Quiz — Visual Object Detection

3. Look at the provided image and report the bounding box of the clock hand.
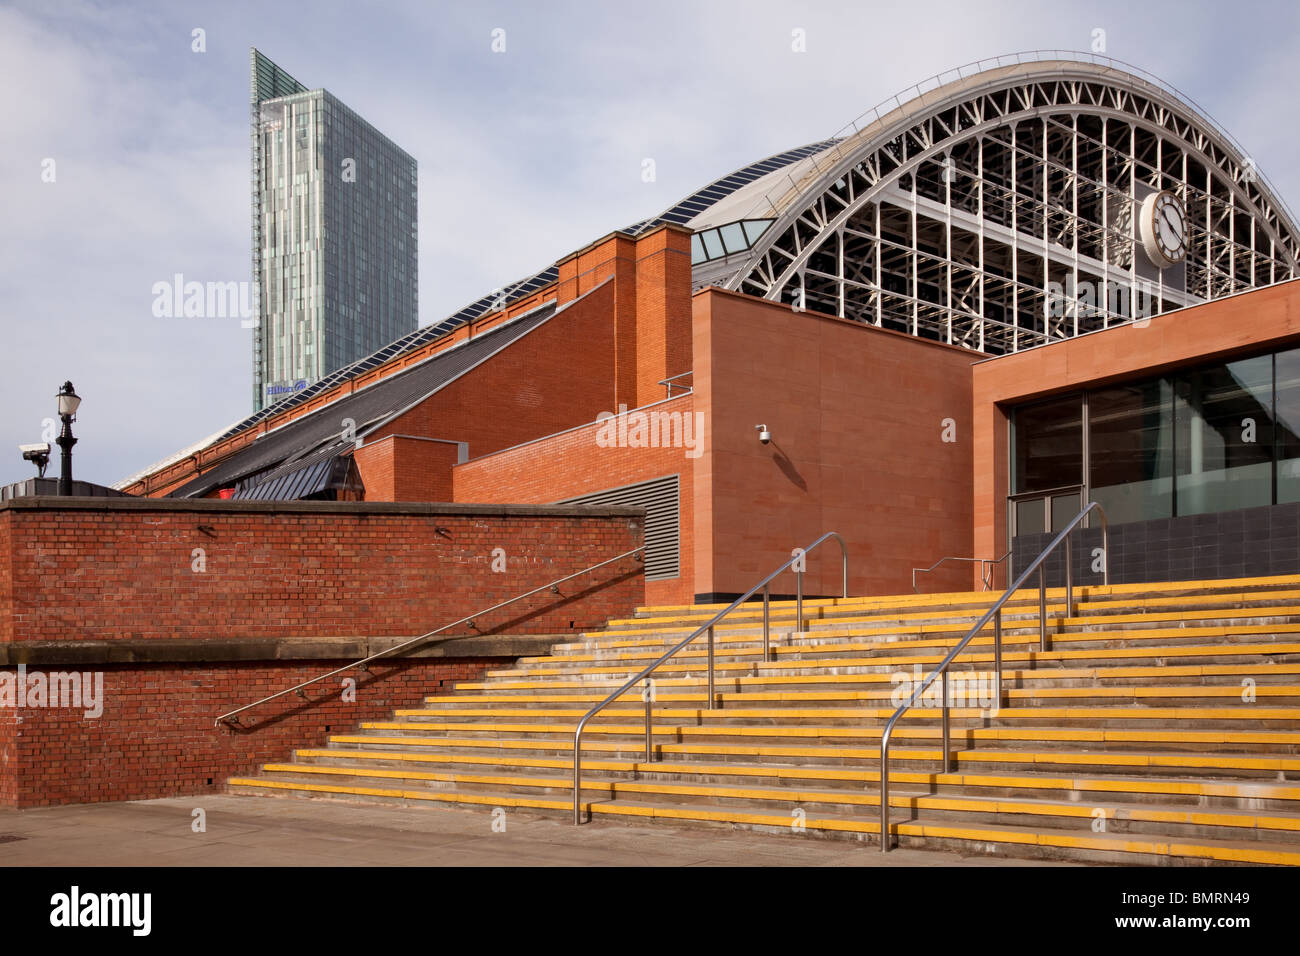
[1160,205,1182,235]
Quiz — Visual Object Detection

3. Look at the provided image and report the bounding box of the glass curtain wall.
[1012,346,1300,530]
[1089,379,1174,525]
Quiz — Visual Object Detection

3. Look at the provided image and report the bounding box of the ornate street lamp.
[55,381,81,496]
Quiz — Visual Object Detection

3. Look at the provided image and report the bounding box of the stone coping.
[0,496,643,518]
[0,633,564,667]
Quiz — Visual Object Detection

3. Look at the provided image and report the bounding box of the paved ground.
[0,794,1076,867]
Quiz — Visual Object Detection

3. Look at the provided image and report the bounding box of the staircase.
[229,574,1300,865]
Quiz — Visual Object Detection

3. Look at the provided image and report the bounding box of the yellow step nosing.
[308,742,1300,800]
[247,764,1300,831]
[226,778,1300,863]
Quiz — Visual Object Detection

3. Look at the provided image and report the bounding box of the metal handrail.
[214,545,645,729]
[572,531,849,823]
[658,371,694,398]
[879,502,1109,851]
[912,550,1012,593]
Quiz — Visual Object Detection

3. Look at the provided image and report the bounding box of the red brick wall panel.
[0,657,497,808]
[0,502,644,643]
[694,289,976,598]
[454,394,696,606]
[368,279,619,464]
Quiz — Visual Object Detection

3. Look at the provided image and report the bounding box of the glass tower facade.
[250,49,417,412]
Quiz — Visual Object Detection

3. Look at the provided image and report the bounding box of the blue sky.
[2,0,1298,486]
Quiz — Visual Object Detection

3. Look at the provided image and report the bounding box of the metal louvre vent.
[561,476,680,581]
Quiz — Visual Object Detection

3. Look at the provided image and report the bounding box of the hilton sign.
[265,380,309,398]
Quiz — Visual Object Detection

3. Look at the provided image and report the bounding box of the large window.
[1089,379,1174,524]
[1011,395,1082,493]
[1011,345,1300,531]
[1275,348,1300,503]
[1011,395,1083,535]
[1174,356,1272,515]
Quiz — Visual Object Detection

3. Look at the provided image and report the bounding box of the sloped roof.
[169,303,556,498]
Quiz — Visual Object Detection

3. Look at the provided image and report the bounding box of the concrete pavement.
[0,794,1077,867]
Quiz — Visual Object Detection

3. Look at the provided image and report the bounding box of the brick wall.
[634,226,693,407]
[369,279,618,463]
[124,224,691,500]
[0,510,11,644]
[0,499,644,643]
[454,394,696,606]
[353,436,464,502]
[693,288,976,598]
[0,498,645,807]
[0,657,497,808]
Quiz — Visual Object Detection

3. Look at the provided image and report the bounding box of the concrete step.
[459,662,1300,697]
[225,776,1300,865]
[290,748,1300,809]
[398,684,1300,709]
[227,572,1300,864]
[521,625,1300,672]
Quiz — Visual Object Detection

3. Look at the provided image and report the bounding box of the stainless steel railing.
[214,546,644,729]
[911,550,1012,593]
[879,502,1109,851]
[572,531,849,824]
[658,371,694,398]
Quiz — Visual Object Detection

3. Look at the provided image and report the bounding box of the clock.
[1138,190,1188,267]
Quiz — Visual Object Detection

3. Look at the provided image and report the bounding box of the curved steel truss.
[714,55,1300,355]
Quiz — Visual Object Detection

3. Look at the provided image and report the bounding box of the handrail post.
[879,735,890,852]
[993,607,1003,698]
[941,670,951,773]
[841,536,849,599]
[573,730,583,824]
[1101,511,1111,586]
[1064,529,1074,618]
[707,625,715,708]
[763,585,771,662]
[1039,565,1048,652]
[644,685,653,762]
[796,569,804,631]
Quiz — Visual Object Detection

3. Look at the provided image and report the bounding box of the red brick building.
[8,53,1300,810]
[116,55,1300,606]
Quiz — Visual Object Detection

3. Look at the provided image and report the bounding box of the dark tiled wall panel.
[1011,503,1300,588]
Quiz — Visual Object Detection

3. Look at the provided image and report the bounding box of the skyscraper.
[249,49,418,412]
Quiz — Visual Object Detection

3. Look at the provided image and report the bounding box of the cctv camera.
[755,424,771,445]
[19,442,51,478]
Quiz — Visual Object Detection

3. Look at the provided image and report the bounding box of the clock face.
[1139,190,1188,267]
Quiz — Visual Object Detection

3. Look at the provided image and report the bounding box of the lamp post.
[55,381,81,497]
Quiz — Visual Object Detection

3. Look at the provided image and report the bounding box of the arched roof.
[694,52,1299,299]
